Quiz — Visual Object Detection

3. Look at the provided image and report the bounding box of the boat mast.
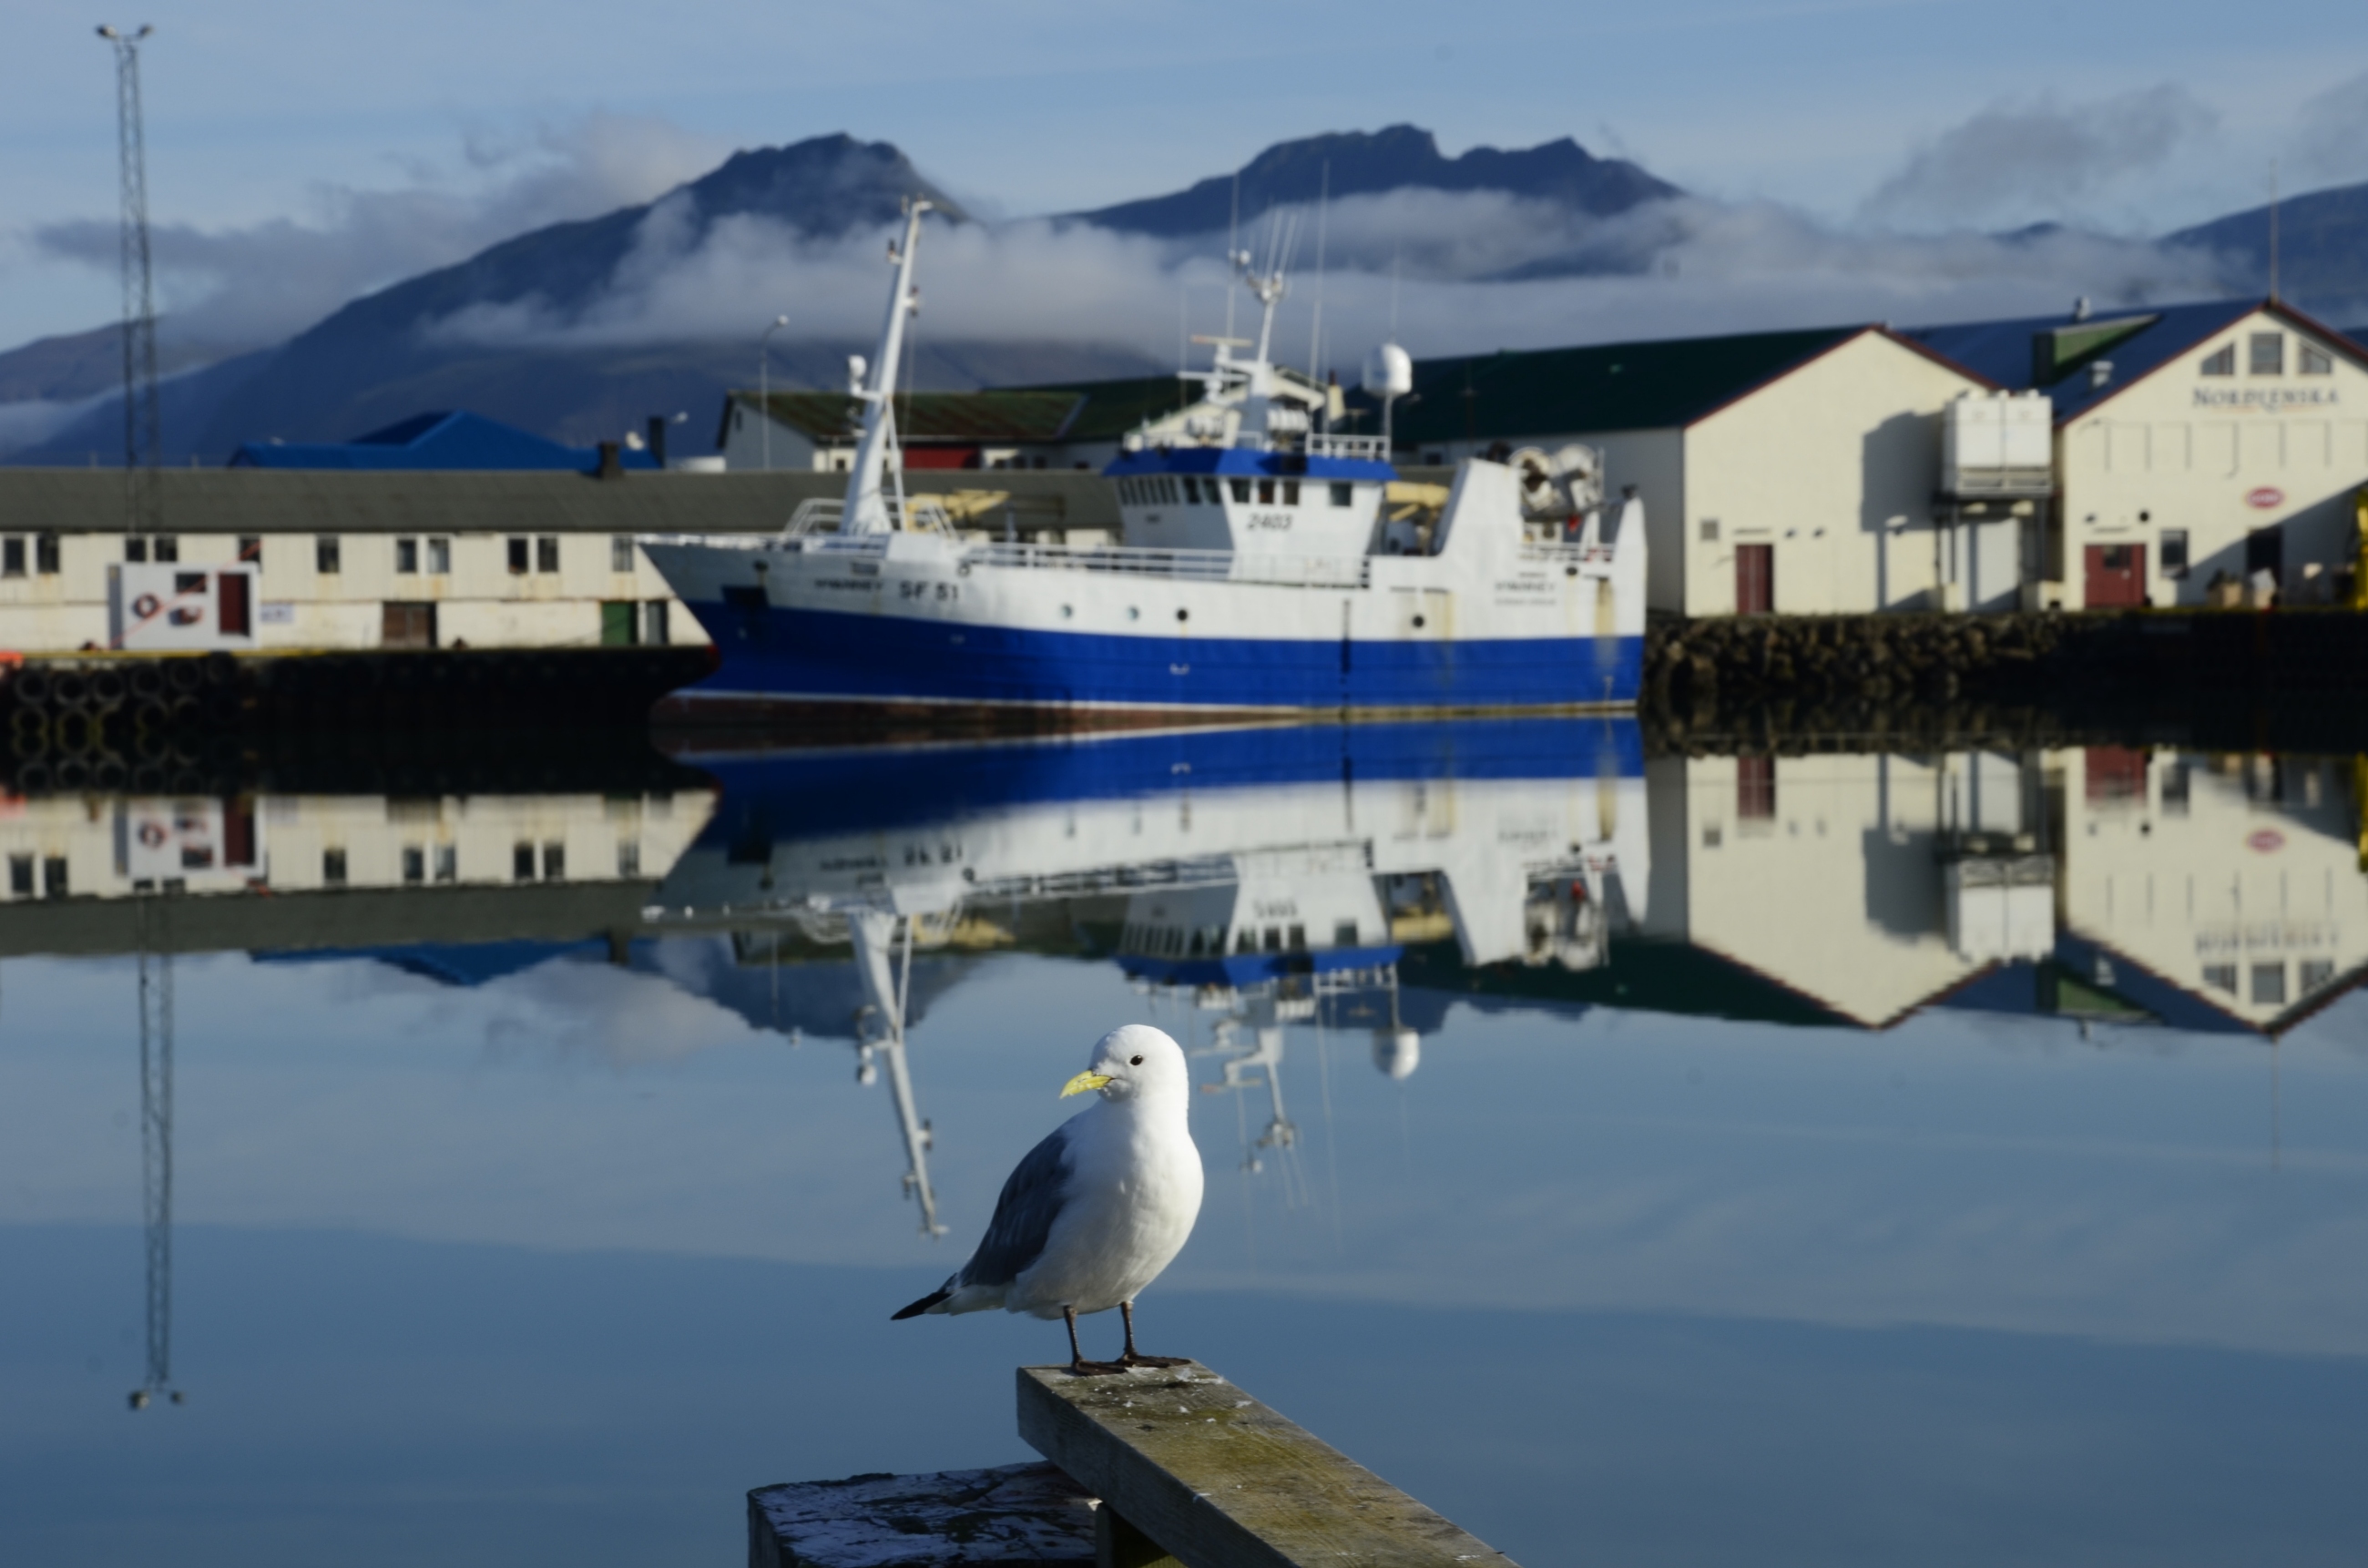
[843,198,931,535]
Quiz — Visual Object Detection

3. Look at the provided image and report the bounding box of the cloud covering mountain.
[5,102,2354,465]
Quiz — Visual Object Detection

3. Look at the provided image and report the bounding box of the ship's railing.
[961,539,1370,589]
[1305,433,1390,461]
[1118,429,1393,462]
[780,494,954,538]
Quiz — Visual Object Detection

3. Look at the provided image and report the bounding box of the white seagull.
[893,1024,1204,1375]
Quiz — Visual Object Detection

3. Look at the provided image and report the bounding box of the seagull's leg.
[1117,1299,1189,1369]
[1065,1305,1124,1377]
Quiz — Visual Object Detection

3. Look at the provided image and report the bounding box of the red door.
[1736,544,1774,615]
[216,572,250,636]
[2084,544,2146,607]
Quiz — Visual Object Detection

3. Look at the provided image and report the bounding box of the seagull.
[893,1023,1204,1376]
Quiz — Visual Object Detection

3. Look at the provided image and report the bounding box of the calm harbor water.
[3,720,2364,1566]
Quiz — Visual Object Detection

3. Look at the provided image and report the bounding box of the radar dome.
[1361,343,1413,401]
[1371,1027,1421,1080]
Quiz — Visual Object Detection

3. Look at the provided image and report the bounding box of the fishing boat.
[640,199,1645,727]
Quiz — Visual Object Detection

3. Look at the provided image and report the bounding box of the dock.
[750,1360,1513,1568]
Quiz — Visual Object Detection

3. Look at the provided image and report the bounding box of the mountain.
[10,134,992,463]
[1071,124,1679,238]
[2160,179,2368,323]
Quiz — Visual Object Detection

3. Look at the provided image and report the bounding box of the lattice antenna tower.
[128,894,182,1410]
[97,25,162,539]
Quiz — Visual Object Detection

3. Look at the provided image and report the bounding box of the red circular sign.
[2246,486,2284,509]
[2248,829,2285,853]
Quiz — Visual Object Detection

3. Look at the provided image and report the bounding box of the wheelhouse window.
[1229,478,1250,503]
[1256,478,1275,504]
[1328,483,1352,507]
[2199,344,2235,376]
[1281,480,1301,505]
[2300,343,2333,375]
[2249,332,2284,375]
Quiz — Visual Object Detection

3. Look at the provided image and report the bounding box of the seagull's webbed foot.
[1115,1300,1189,1370]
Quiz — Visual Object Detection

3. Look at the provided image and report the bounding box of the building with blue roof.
[228,410,658,474]
[1907,298,2367,610]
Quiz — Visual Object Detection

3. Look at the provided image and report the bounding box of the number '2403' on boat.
[640,199,1645,725]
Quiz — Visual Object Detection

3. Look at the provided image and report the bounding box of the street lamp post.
[758,315,790,471]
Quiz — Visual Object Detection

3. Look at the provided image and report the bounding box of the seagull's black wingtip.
[892,1289,952,1321]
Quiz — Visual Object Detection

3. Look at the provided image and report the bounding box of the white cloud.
[1862,87,2220,232]
[2292,70,2368,187]
[28,113,728,349]
[418,186,2235,376]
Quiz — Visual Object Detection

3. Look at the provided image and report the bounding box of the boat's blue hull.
[669,601,1644,717]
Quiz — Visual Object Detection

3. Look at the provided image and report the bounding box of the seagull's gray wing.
[958,1121,1076,1288]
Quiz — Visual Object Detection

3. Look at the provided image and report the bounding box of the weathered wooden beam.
[1016,1362,1515,1568]
[747,1461,1097,1567]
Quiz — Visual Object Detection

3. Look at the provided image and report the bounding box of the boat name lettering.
[815,578,875,591]
[898,580,961,602]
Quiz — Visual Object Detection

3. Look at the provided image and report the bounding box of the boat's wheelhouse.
[1106,440,1393,556]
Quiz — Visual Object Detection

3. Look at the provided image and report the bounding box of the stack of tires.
[4,655,242,793]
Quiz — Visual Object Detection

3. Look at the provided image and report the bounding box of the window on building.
[1700,519,1720,543]
[2300,343,2333,375]
[434,844,457,883]
[512,841,535,881]
[427,536,451,575]
[611,535,636,572]
[643,601,670,645]
[2200,344,2235,376]
[2160,528,2189,576]
[536,535,560,573]
[2161,762,2190,816]
[402,846,425,885]
[42,857,66,898]
[2249,332,2284,375]
[7,855,31,896]
[2300,958,2336,993]
[125,536,147,563]
[1737,756,1777,820]
[35,534,58,575]
[322,848,347,886]
[152,536,178,563]
[541,841,566,881]
[238,535,261,565]
[2202,963,2237,994]
[316,535,342,574]
[394,538,419,575]
[1329,483,1352,507]
[2251,962,2286,1006]
[506,536,529,574]
[2,538,23,577]
[617,840,642,877]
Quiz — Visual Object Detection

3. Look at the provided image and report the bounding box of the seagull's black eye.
[1130,1054,1144,1066]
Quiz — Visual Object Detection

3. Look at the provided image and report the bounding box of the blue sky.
[3,0,2366,350]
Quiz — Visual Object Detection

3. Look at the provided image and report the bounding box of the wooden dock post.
[1016,1361,1516,1568]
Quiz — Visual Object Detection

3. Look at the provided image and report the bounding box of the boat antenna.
[1307,160,1329,418]
[1225,168,1240,342]
[1389,241,1402,339]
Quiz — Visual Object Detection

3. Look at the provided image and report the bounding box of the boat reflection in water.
[648,719,1649,1221]
[653,730,2365,1230]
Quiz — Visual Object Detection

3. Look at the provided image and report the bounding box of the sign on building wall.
[106,564,260,651]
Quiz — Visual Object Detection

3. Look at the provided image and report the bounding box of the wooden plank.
[748,1461,1097,1567]
[1016,1363,1516,1568]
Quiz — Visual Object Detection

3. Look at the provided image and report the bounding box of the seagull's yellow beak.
[1060,1070,1113,1098]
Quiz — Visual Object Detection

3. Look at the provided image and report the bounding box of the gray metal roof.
[0,465,1118,535]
